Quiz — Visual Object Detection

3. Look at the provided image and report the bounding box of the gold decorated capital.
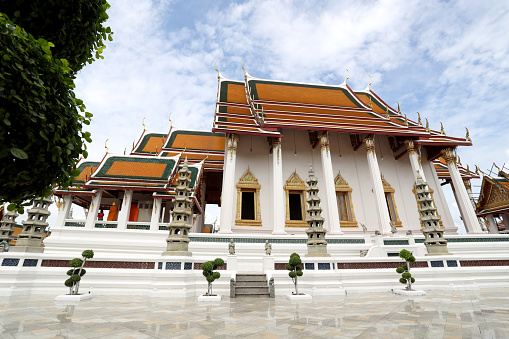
[320,132,330,152]
[404,139,416,155]
[227,134,240,155]
[441,147,456,165]
[363,135,375,154]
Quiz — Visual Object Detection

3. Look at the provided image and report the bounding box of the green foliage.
[296,270,303,277]
[213,258,224,267]
[69,258,83,267]
[67,269,74,276]
[70,274,81,282]
[399,278,407,284]
[397,249,416,289]
[206,275,215,283]
[396,266,405,274]
[285,263,293,271]
[399,249,412,260]
[411,277,415,283]
[79,268,86,277]
[212,272,220,279]
[289,253,302,266]
[407,256,416,263]
[289,271,297,278]
[1,0,113,72]
[82,250,94,259]
[64,278,72,287]
[0,13,93,208]
[402,272,411,279]
[201,261,213,272]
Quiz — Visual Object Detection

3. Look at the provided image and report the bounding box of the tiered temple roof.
[476,170,509,217]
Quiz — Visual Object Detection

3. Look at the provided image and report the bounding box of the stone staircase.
[234,274,271,298]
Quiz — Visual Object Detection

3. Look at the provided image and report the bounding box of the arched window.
[235,168,262,227]
[284,171,307,228]
[334,171,357,228]
[382,176,402,227]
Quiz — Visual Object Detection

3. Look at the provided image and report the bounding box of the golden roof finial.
[385,106,390,119]
[465,127,471,142]
[457,156,461,165]
[425,118,430,132]
[124,148,126,155]
[155,144,159,154]
[344,69,349,84]
[369,97,373,109]
[204,152,209,162]
[467,164,470,173]
[494,162,501,171]
[180,144,187,157]
[132,139,135,151]
[440,122,445,135]
[397,102,402,114]
[241,59,247,77]
[404,114,409,127]
[142,117,147,131]
[475,165,480,175]
[105,139,109,153]
[368,75,372,89]
[168,112,173,129]
[417,112,422,126]
[214,61,222,79]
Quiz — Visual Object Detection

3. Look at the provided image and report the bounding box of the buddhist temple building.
[476,165,509,233]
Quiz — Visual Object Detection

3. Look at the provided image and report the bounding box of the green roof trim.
[72,161,100,185]
[94,156,175,181]
[134,133,167,154]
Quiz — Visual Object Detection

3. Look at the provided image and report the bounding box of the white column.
[442,148,482,233]
[117,189,133,230]
[150,198,162,231]
[54,194,73,229]
[486,214,499,233]
[219,134,239,234]
[502,212,509,230]
[320,132,342,235]
[84,189,102,229]
[405,140,426,181]
[272,137,286,235]
[364,136,392,235]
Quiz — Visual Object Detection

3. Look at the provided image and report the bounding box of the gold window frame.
[382,176,403,227]
[235,168,262,227]
[335,171,358,228]
[284,171,307,228]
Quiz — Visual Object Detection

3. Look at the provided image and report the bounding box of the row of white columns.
[218,133,483,235]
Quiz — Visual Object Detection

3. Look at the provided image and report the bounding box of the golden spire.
[124,148,126,155]
[204,152,209,162]
[397,102,401,114]
[155,144,159,154]
[368,74,372,89]
[404,114,409,127]
[169,112,173,129]
[425,118,430,132]
[457,156,461,165]
[105,139,109,153]
[465,127,472,142]
[440,122,445,135]
[142,117,147,130]
[344,69,349,84]
[475,165,480,175]
[241,59,247,77]
[417,112,422,126]
[467,164,470,173]
[179,144,187,157]
[132,139,135,151]
[214,61,222,79]
[385,106,390,119]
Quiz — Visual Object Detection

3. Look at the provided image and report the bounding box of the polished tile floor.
[1,288,508,338]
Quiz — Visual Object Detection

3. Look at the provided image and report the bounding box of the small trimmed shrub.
[396,249,416,291]
[201,258,224,296]
[286,253,303,295]
[64,249,94,295]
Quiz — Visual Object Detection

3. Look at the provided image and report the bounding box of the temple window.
[382,176,402,227]
[334,171,358,228]
[284,171,307,228]
[235,168,262,227]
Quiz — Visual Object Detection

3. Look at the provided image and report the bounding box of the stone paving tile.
[1,289,509,338]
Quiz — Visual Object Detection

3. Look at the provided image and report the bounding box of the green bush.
[396,249,417,290]
[63,249,94,294]
[201,258,223,296]
[82,250,94,259]
[286,253,303,294]
[69,258,83,267]
[402,272,411,279]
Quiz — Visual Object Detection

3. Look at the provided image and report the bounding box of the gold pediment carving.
[284,171,306,191]
[381,175,395,193]
[335,171,351,191]
[236,168,260,189]
[483,184,509,210]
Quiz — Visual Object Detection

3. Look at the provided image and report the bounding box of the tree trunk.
[407,260,412,291]
[294,275,299,295]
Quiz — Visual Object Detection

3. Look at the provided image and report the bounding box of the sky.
[34,0,509,232]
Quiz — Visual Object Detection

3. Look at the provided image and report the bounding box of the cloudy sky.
[42,0,509,231]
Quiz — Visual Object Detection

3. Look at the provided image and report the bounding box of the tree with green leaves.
[286,253,303,295]
[0,1,112,212]
[396,249,416,291]
[201,258,224,296]
[64,249,94,295]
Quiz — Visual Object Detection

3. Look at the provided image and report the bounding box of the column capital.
[269,136,282,148]
[227,134,240,155]
[319,132,330,152]
[404,139,416,154]
[363,135,375,154]
[441,147,457,165]
[463,179,472,191]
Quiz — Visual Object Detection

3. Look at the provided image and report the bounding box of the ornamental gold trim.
[235,168,262,227]
[284,171,307,228]
[381,175,402,227]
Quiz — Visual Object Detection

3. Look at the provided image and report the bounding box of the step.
[236,281,268,288]
[236,275,266,282]
[234,293,270,298]
[235,287,269,294]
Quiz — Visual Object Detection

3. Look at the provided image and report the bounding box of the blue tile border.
[22,259,38,267]
[184,262,192,270]
[165,262,181,270]
[1,258,20,267]
[430,260,444,267]
[305,263,315,270]
[318,263,331,270]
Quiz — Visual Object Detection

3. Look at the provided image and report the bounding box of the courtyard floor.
[0,288,508,338]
